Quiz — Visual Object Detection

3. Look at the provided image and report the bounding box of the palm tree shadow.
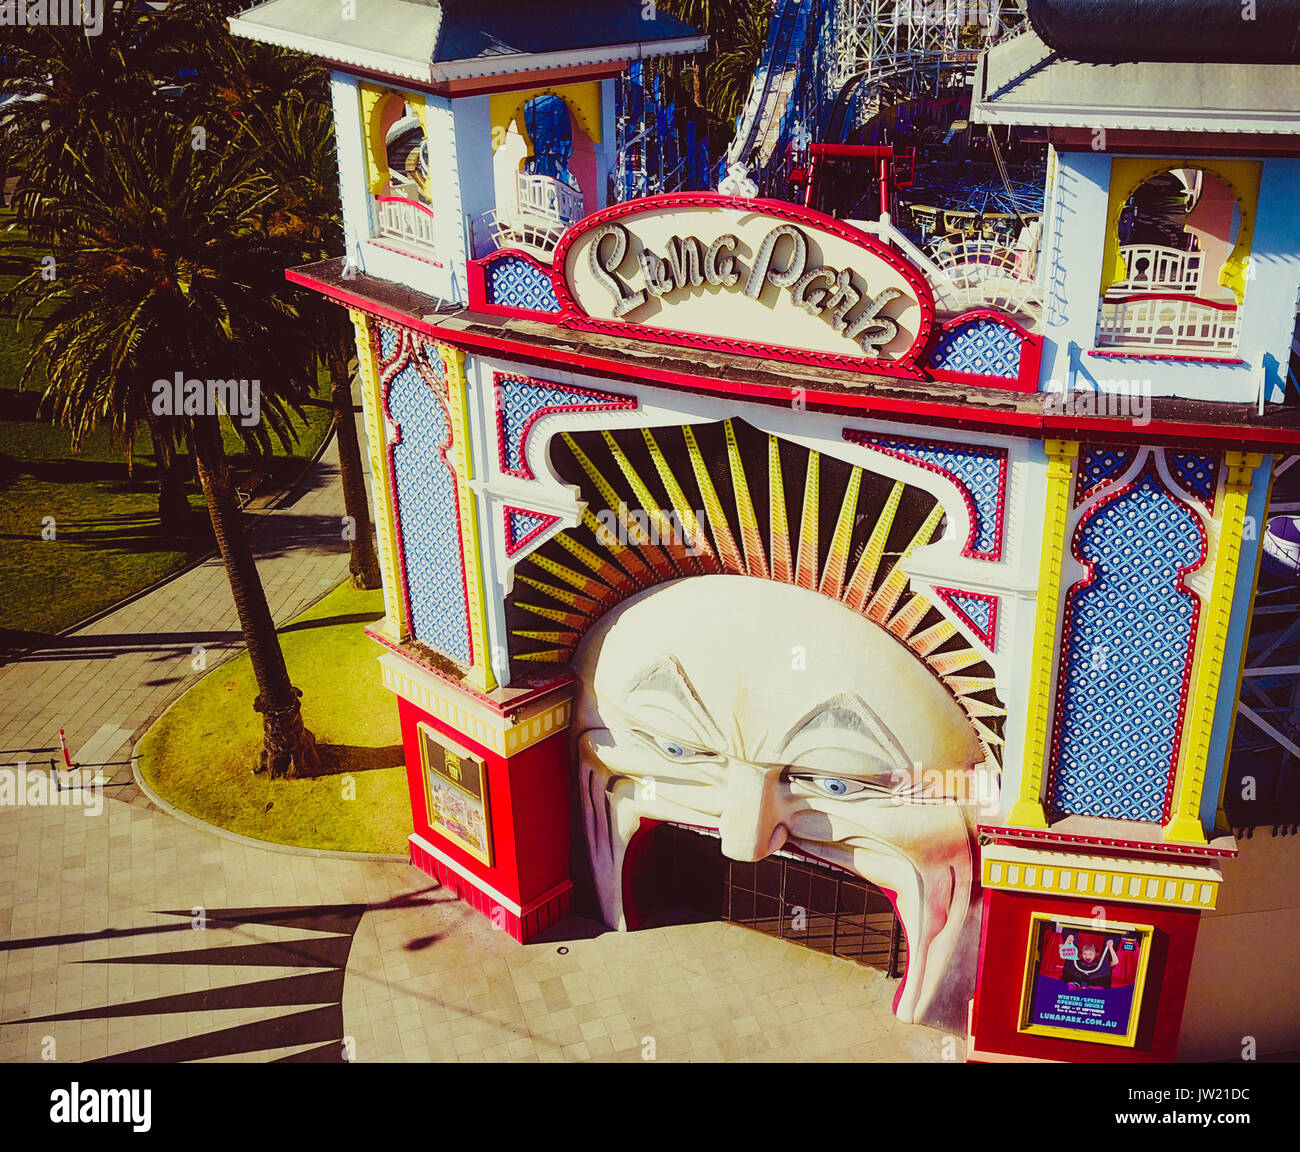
[310,743,405,778]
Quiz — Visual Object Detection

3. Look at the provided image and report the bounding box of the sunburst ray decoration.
[507,418,1005,765]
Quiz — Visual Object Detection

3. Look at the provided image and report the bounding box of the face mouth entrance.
[624,821,909,979]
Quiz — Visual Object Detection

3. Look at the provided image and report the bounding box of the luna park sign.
[554,194,935,376]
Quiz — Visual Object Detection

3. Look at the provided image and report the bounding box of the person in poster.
[1026,922,1145,1041]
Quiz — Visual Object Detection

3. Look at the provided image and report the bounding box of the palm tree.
[3,120,322,778]
[236,93,382,589]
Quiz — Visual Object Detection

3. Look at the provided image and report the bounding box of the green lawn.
[0,211,336,656]
[136,581,411,856]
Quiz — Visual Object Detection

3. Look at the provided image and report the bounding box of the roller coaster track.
[727,0,812,171]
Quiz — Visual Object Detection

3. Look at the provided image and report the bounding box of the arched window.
[385,100,431,206]
[523,94,575,189]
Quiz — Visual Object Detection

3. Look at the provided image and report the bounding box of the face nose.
[718,761,787,862]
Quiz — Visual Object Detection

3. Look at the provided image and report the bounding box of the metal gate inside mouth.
[641,824,907,978]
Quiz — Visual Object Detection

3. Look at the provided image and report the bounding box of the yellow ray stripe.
[513,574,604,616]
[866,504,944,622]
[886,593,930,641]
[601,430,698,577]
[795,451,820,590]
[557,524,642,593]
[909,619,957,655]
[959,697,1008,719]
[684,425,744,573]
[511,630,580,645]
[768,435,792,584]
[513,649,569,664]
[564,434,677,579]
[517,602,588,629]
[525,554,617,599]
[945,675,998,696]
[725,419,769,579]
[970,717,1005,747]
[643,429,721,573]
[928,647,984,676]
[844,480,904,611]
[578,507,660,586]
[819,466,862,600]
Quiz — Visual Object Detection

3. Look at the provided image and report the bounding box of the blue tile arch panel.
[379,327,473,666]
[1166,450,1220,513]
[1076,445,1138,507]
[504,506,560,557]
[933,586,999,651]
[485,254,561,314]
[495,373,637,481]
[1047,469,1207,823]
[928,317,1023,380]
[843,430,1008,560]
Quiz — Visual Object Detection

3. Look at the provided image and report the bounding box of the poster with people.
[420,725,493,865]
[1020,916,1152,1046]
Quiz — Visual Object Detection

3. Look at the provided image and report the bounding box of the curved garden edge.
[131,579,414,859]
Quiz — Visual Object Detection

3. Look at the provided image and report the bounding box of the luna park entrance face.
[631,823,908,979]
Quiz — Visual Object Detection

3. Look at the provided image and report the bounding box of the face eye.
[632,730,720,763]
[787,773,872,798]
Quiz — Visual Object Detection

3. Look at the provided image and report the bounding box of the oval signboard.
[553,194,936,379]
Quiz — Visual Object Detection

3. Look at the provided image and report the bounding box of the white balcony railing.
[1097,294,1238,353]
[1109,244,1204,296]
[374,187,437,251]
[484,173,587,258]
[516,172,585,226]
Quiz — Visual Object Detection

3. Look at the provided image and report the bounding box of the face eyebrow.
[774,691,912,775]
[622,656,728,749]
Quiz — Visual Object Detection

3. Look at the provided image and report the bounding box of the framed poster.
[1017,914,1154,1047]
[418,724,493,866]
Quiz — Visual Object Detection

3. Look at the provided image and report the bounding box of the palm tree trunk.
[146,409,192,535]
[191,414,320,779]
[328,339,382,590]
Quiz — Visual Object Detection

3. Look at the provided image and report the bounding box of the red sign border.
[549,193,937,381]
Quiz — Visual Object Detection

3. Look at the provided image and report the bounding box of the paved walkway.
[0,800,944,1063]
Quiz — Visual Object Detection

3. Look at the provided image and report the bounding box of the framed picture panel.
[418,723,493,866]
[1017,913,1154,1047]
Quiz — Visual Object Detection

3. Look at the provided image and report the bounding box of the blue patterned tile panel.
[486,256,561,313]
[1166,451,1220,511]
[504,507,560,556]
[844,431,1007,560]
[383,348,472,666]
[1076,445,1137,507]
[928,318,1023,379]
[495,373,636,480]
[934,587,998,650]
[1048,470,1205,822]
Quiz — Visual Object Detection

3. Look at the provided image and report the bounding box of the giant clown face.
[573,574,992,1028]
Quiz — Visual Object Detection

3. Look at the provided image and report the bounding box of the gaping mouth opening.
[618,821,909,979]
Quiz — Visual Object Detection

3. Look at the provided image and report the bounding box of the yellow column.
[349,309,408,641]
[359,84,391,194]
[1165,451,1266,843]
[438,344,498,693]
[1010,439,1079,828]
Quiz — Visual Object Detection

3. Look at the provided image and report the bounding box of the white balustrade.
[516,172,585,227]
[374,192,438,251]
[1109,245,1204,295]
[1097,295,1238,352]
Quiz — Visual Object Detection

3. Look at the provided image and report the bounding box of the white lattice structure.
[1097,295,1238,353]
